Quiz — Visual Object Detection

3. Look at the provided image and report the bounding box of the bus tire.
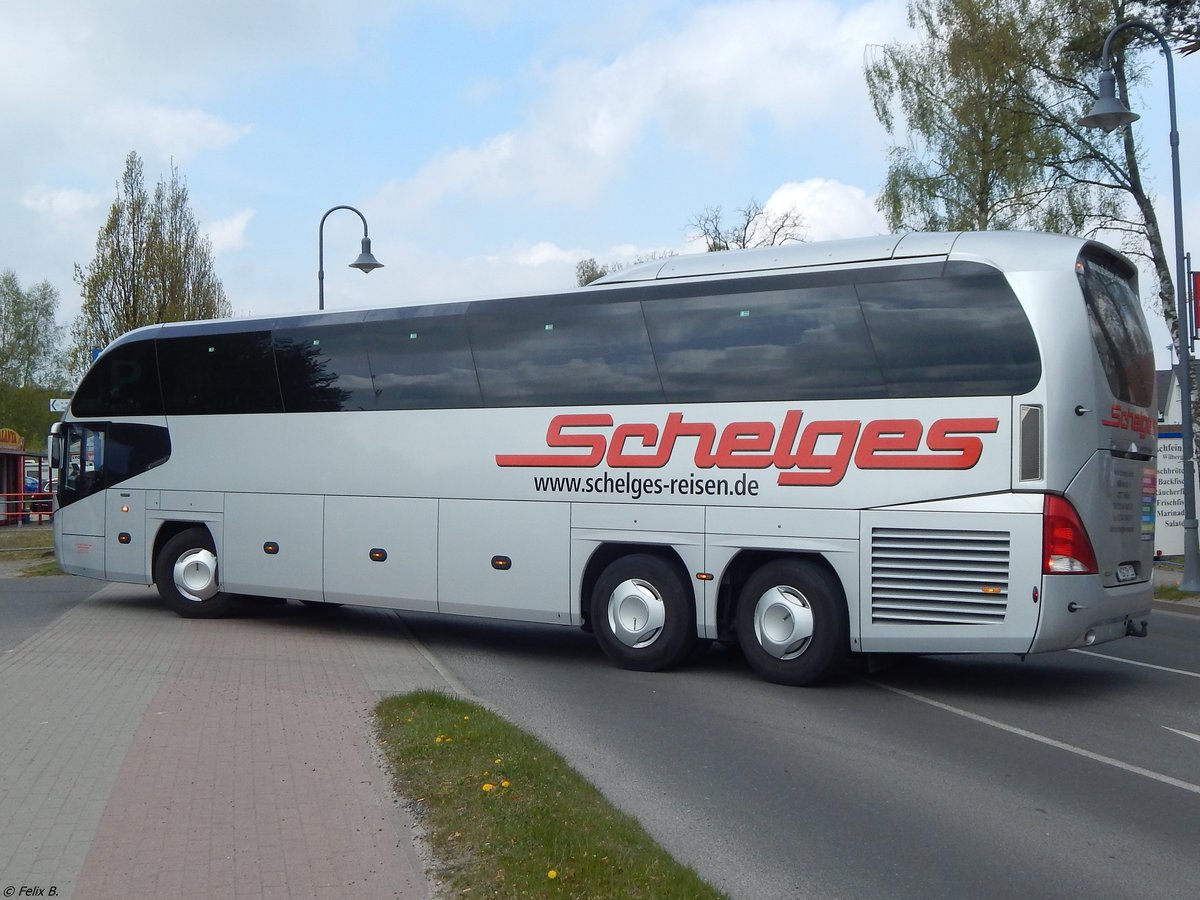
[155,527,234,619]
[590,553,698,672]
[735,560,848,686]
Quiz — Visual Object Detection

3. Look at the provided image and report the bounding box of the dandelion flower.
[482,783,495,792]
[501,780,510,788]
[547,870,557,880]
[494,758,503,765]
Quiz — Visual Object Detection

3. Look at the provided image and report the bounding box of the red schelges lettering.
[496,411,1000,487]
[1101,403,1155,439]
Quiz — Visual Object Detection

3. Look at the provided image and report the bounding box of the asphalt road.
[396,606,1200,900]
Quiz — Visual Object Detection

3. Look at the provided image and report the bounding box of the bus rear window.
[1077,251,1154,408]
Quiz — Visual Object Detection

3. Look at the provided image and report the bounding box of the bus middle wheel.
[590,553,697,672]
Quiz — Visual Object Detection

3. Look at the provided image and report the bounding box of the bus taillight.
[1043,495,1098,575]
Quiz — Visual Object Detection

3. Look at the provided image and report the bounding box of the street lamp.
[318,205,383,311]
[1079,20,1200,591]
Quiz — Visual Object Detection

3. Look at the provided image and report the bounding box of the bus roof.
[101,230,1124,352]
[593,230,1118,285]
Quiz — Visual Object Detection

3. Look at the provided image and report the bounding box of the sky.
[1,0,1197,367]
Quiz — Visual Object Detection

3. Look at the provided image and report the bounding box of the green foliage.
[70,151,231,377]
[0,269,65,390]
[376,691,726,899]
[0,384,61,453]
[865,0,1118,233]
[865,0,1199,352]
[0,269,65,450]
[576,258,610,286]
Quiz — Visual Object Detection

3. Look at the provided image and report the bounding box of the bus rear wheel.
[590,553,697,672]
[735,560,847,686]
[155,527,234,619]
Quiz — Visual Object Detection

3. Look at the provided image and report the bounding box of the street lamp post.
[1079,20,1200,590]
[318,205,384,311]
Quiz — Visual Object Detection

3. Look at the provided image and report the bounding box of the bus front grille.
[870,527,1010,625]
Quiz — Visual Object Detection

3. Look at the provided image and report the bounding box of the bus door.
[53,422,107,579]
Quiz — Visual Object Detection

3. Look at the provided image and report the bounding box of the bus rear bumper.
[1029,576,1152,653]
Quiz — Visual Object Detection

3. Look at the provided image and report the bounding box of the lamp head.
[1078,69,1139,132]
[350,236,384,274]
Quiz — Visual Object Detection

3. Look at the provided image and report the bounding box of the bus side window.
[642,283,883,403]
[365,313,481,410]
[468,295,663,408]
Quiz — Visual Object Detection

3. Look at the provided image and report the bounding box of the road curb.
[1153,598,1200,616]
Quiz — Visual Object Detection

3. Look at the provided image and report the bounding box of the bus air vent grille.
[870,527,1010,625]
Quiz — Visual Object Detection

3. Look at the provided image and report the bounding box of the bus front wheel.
[155,527,234,619]
[590,553,697,672]
[735,560,847,686]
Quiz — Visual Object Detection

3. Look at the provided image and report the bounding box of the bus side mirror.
[49,423,62,467]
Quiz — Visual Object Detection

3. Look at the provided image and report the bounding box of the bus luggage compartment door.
[859,508,1042,653]
[437,499,570,623]
[222,493,325,602]
[323,496,438,611]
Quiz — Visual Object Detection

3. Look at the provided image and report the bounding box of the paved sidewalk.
[0,582,448,899]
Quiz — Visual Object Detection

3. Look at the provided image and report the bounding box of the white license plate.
[1116,563,1137,583]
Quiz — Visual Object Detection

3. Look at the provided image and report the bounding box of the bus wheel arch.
[733,556,849,686]
[154,524,234,619]
[586,547,698,672]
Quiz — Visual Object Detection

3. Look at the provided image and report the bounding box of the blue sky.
[2,1,1196,365]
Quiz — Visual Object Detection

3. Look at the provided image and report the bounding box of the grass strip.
[375,690,726,900]
[0,525,60,576]
[0,525,53,551]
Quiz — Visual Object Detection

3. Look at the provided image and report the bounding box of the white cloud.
[375,0,907,220]
[83,103,252,165]
[20,186,105,221]
[207,209,256,256]
[765,179,889,241]
[513,241,579,267]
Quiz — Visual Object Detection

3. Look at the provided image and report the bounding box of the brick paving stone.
[0,584,447,900]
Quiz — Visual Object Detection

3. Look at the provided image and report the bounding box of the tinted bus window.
[105,423,172,483]
[72,339,164,418]
[365,314,481,409]
[469,297,663,407]
[1077,252,1155,408]
[643,284,885,402]
[274,323,373,412]
[159,332,283,414]
[857,270,1041,397]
